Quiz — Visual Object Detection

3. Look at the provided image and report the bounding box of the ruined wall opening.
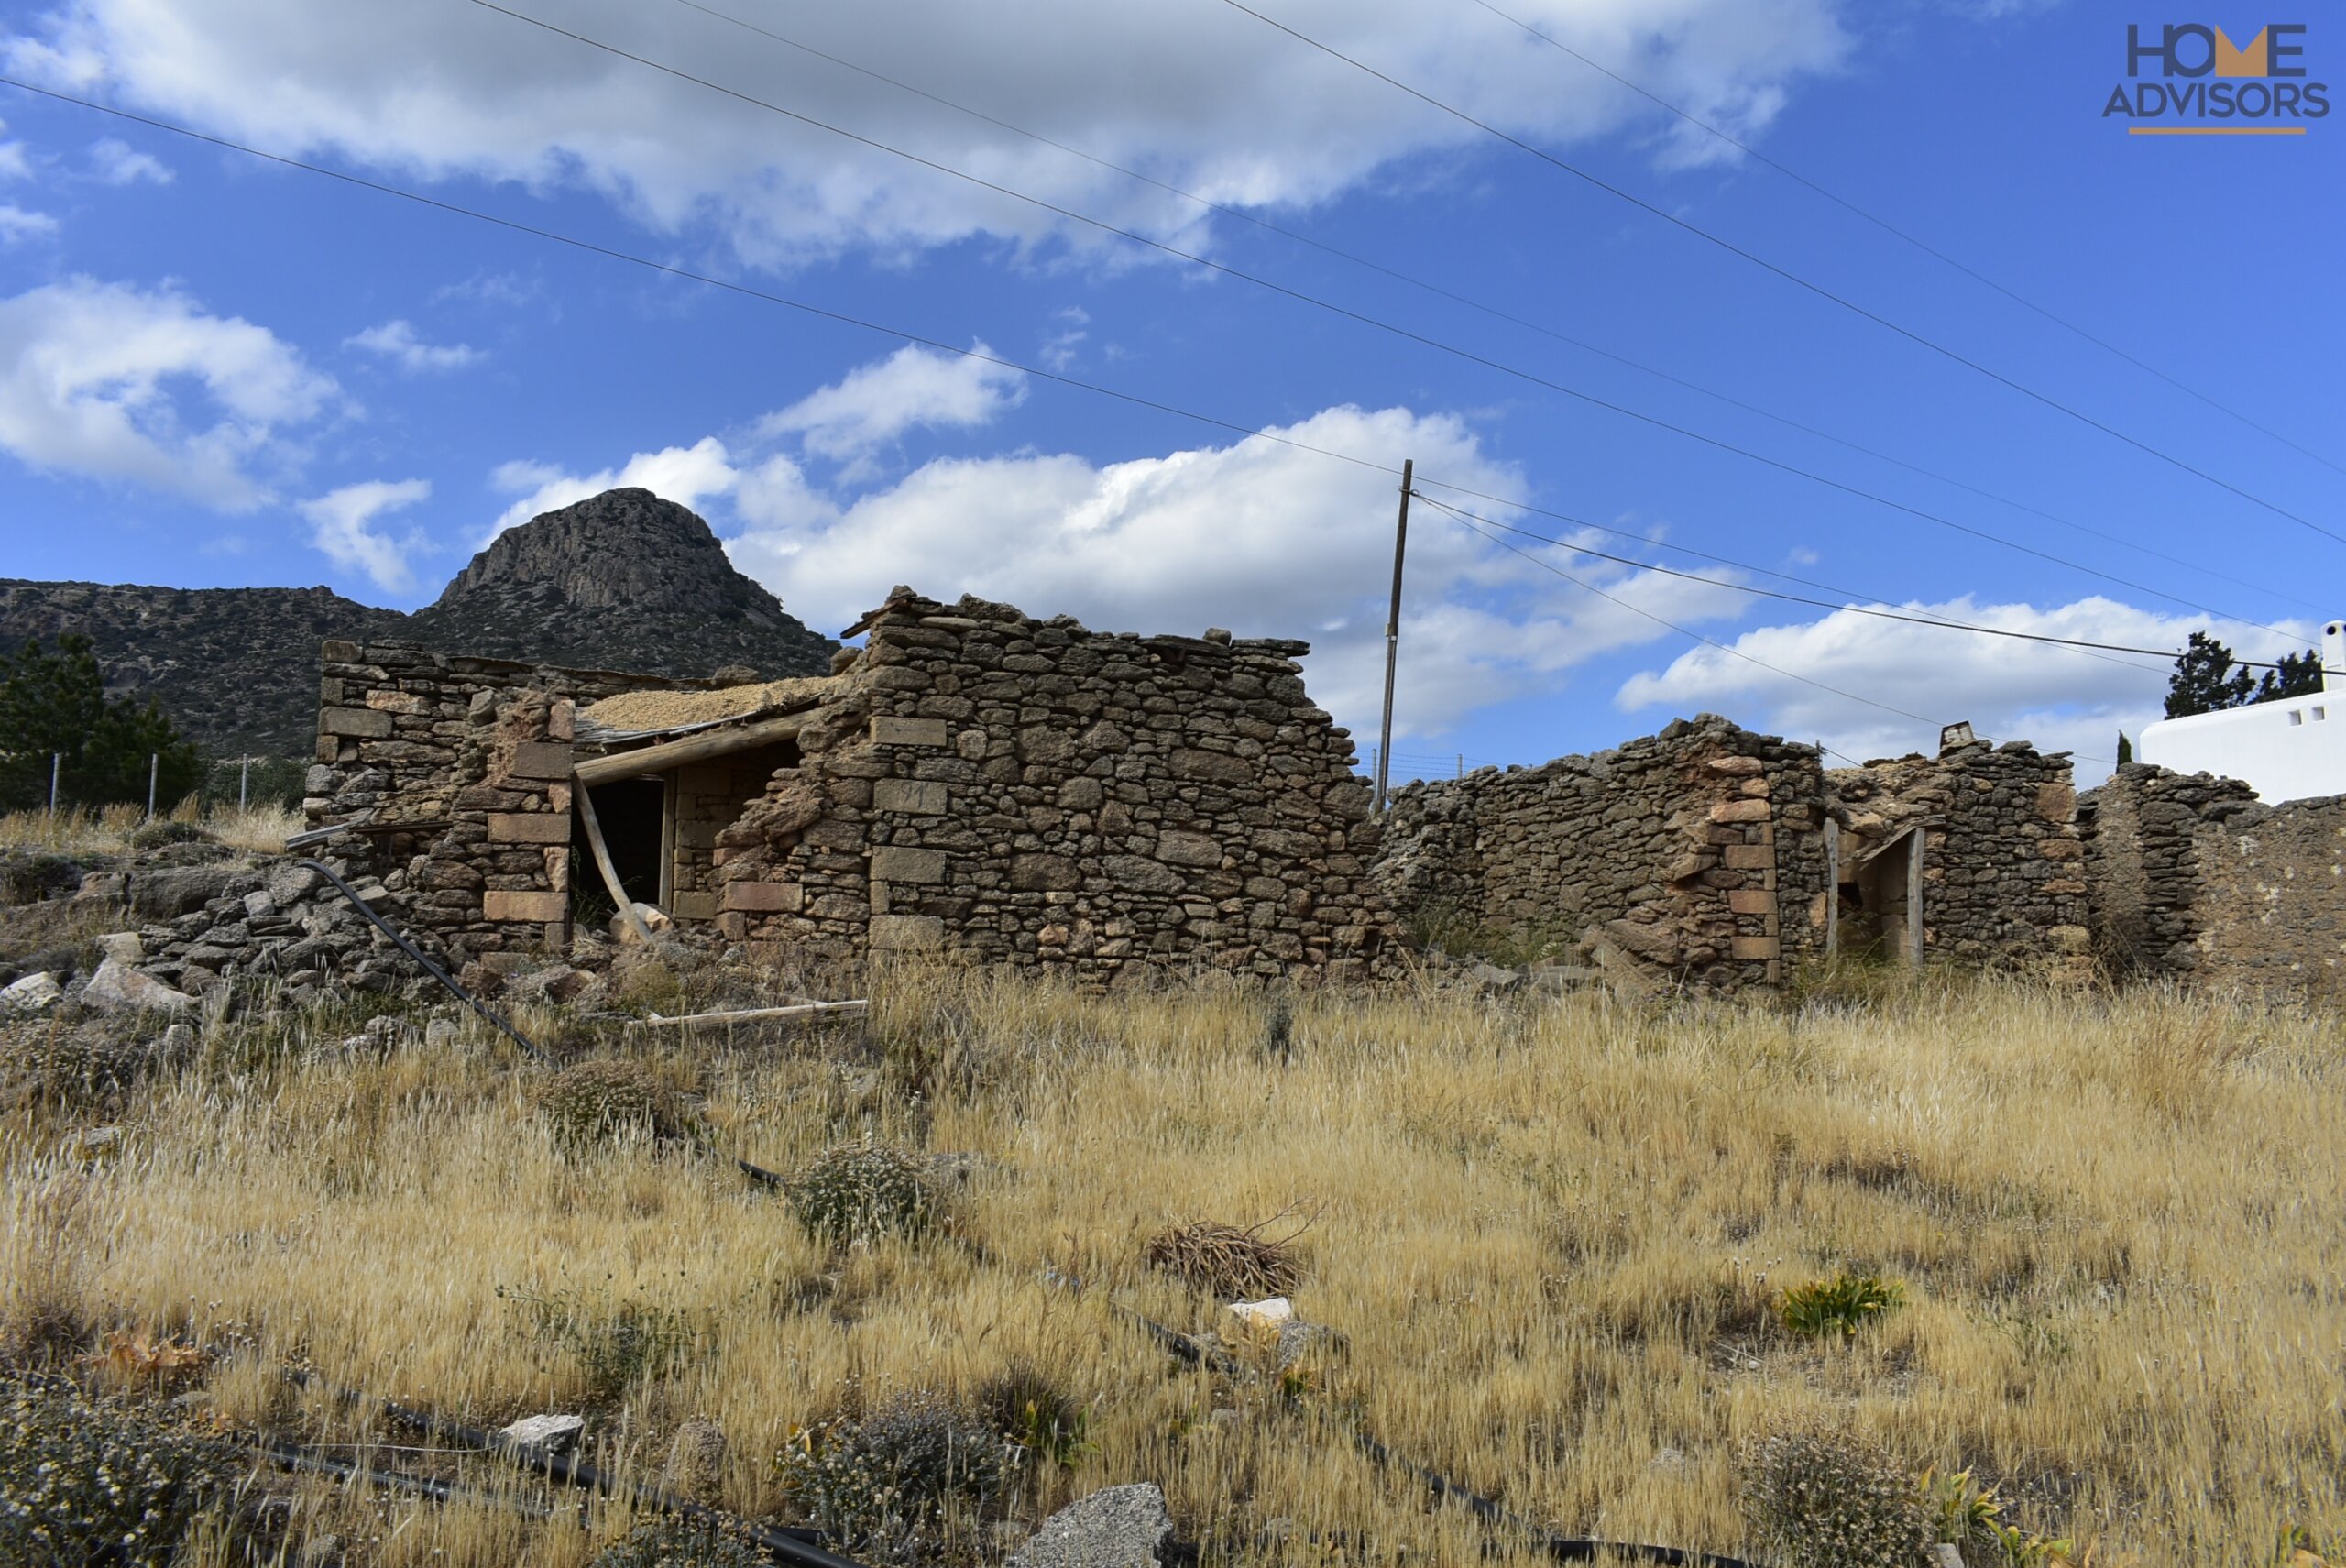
[574,776,665,911]
[1836,828,1922,965]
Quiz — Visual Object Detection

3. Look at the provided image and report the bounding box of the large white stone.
[1008,1484,1172,1568]
[0,971,62,1014]
[499,1413,585,1455]
[82,958,193,1014]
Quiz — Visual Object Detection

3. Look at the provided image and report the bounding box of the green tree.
[2116,731,2133,766]
[0,636,203,812]
[2165,631,2323,719]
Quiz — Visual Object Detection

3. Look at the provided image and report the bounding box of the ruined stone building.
[305,589,1394,984]
[1376,717,2090,989]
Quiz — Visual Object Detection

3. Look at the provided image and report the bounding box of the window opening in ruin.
[573,776,666,911]
[1833,828,1924,966]
[2291,710,2305,727]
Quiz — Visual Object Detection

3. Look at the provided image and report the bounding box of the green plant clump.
[786,1140,941,1245]
[500,1282,701,1404]
[587,1518,771,1568]
[0,1375,240,1567]
[1739,1422,1931,1568]
[1781,1269,1905,1338]
[978,1362,1094,1471]
[778,1391,1009,1567]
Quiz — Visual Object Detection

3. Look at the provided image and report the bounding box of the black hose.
[299,859,547,1063]
[298,1374,871,1568]
[247,1437,555,1517]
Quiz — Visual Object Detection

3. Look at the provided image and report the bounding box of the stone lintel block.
[483,890,566,923]
[1727,889,1774,916]
[322,706,394,739]
[365,689,430,715]
[871,914,945,951]
[1722,844,1776,871]
[873,778,949,815]
[1705,755,1766,776]
[871,846,948,883]
[1709,798,1771,824]
[723,881,804,913]
[672,891,718,920]
[1729,935,1781,960]
[871,716,950,748]
[489,812,570,843]
[507,741,574,781]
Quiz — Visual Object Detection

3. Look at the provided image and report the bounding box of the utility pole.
[47,752,60,817]
[146,752,158,823]
[1375,459,1412,817]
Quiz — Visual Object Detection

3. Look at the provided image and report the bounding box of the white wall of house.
[2138,620,2346,803]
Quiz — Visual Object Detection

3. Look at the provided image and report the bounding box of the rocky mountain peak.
[434,488,778,620]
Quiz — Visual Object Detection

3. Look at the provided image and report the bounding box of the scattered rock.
[1927,1548,1966,1568]
[1274,1318,1346,1371]
[1007,1483,1173,1568]
[659,1417,728,1504]
[1,971,63,1015]
[1226,1297,1293,1335]
[60,1124,123,1162]
[498,1413,585,1456]
[82,955,194,1014]
[608,903,675,944]
[96,932,145,965]
[424,1016,459,1048]
[507,964,596,1005]
[1465,961,1524,994]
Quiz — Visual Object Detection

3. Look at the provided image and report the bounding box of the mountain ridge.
[0,489,838,758]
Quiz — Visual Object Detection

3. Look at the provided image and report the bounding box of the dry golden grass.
[4,967,2343,1566]
[0,800,301,855]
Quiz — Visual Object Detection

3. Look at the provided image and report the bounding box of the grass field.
[4,959,2342,1566]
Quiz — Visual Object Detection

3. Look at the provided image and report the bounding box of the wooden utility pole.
[1375,459,1413,816]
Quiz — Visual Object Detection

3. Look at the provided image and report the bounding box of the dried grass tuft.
[1143,1211,1308,1299]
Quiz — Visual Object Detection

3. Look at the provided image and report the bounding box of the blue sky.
[0,0,2339,781]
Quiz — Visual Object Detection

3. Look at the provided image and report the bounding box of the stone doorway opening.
[573,776,665,912]
[1835,827,1924,965]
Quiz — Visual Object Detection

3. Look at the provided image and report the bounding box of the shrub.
[500,1282,701,1404]
[127,819,212,851]
[1739,1422,1931,1568]
[977,1362,1093,1471]
[588,1517,770,1568]
[0,1374,240,1566]
[786,1141,942,1245]
[778,1391,1009,1566]
[536,1058,685,1153]
[1781,1269,1905,1338]
[1144,1216,1305,1299]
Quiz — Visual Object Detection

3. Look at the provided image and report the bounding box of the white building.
[2137,620,2346,803]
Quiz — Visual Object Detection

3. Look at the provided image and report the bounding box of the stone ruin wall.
[1372,716,1832,990]
[307,641,687,962]
[1826,740,2091,973]
[2088,764,2346,993]
[709,592,1398,983]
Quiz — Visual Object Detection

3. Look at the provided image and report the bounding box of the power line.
[0,76,2254,763]
[460,3,2319,638]
[1211,0,2346,547]
[1433,499,2118,767]
[1464,0,2346,481]
[1409,489,2293,674]
[665,0,2324,619]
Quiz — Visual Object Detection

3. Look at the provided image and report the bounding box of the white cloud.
[299,477,430,591]
[484,435,739,542]
[0,275,335,509]
[0,125,27,181]
[1040,307,1088,371]
[89,136,170,183]
[757,342,1025,472]
[0,203,56,243]
[345,318,483,373]
[729,401,1750,737]
[4,0,1853,262]
[1615,597,2316,785]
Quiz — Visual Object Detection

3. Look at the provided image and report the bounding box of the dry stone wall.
[711,591,1396,982]
[2087,764,2346,992]
[1826,740,2090,972]
[1374,716,1831,990]
[307,641,685,962]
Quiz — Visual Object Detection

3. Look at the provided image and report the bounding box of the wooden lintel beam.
[573,713,808,786]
